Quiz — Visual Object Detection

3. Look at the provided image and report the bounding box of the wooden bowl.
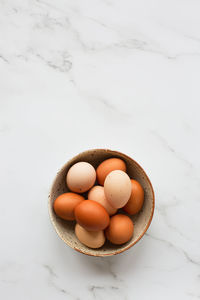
[48,149,155,256]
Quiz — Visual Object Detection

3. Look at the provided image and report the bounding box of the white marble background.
[0,0,200,299]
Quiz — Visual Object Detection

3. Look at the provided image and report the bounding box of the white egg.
[66,162,96,193]
[104,170,131,208]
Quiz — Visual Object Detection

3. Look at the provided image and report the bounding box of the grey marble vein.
[157,21,200,45]
[156,201,192,241]
[101,258,119,280]
[43,264,58,278]
[108,39,177,60]
[146,234,200,266]
[88,285,104,299]
[86,16,119,33]
[31,13,64,29]
[43,264,78,298]
[35,53,72,73]
[151,130,193,168]
[64,17,89,51]
[0,54,9,63]
[84,95,131,120]
[88,284,120,299]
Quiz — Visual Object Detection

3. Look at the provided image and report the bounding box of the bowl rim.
[48,148,155,257]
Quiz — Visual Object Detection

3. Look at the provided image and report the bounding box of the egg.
[123,179,144,215]
[88,186,117,215]
[105,214,134,245]
[96,158,126,185]
[75,200,110,231]
[104,170,132,208]
[53,193,85,221]
[75,224,105,249]
[66,162,96,193]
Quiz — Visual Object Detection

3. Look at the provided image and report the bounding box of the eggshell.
[75,200,110,231]
[106,214,134,245]
[96,158,126,185]
[75,224,105,249]
[66,162,96,193]
[104,170,132,208]
[53,193,85,221]
[123,179,144,215]
[88,186,117,215]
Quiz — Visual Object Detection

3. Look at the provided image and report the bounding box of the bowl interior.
[49,149,154,256]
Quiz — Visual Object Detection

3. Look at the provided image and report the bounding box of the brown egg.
[66,162,96,193]
[104,170,132,208]
[123,179,144,215]
[105,214,134,245]
[88,186,117,215]
[53,193,85,221]
[96,158,126,186]
[75,200,110,231]
[75,224,105,249]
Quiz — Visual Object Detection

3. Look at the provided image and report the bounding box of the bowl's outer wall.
[49,149,155,256]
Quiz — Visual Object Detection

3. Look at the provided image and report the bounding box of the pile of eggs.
[53,158,144,249]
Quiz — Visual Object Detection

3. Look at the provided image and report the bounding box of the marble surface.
[0,0,200,299]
